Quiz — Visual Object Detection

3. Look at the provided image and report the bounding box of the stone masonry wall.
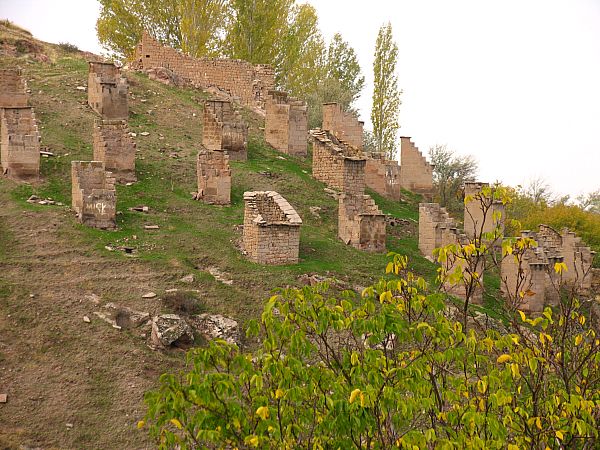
[197,148,231,205]
[133,32,275,108]
[93,119,136,183]
[399,137,433,197]
[265,90,308,157]
[0,68,28,108]
[463,182,505,240]
[71,161,117,230]
[243,191,302,265]
[1,107,40,179]
[310,129,361,190]
[202,100,248,160]
[322,102,364,150]
[365,153,401,200]
[88,62,128,120]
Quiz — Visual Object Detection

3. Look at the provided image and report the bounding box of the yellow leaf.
[170,418,183,429]
[508,444,519,450]
[579,315,586,325]
[497,354,512,364]
[275,389,284,399]
[518,310,526,322]
[555,430,564,441]
[256,406,270,420]
[535,417,542,429]
[575,335,583,346]
[136,420,145,429]
[349,388,361,404]
[554,262,568,274]
[246,435,259,447]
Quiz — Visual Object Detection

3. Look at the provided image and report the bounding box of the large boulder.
[189,314,240,346]
[151,314,194,347]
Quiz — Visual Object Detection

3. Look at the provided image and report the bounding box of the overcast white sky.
[1,0,599,198]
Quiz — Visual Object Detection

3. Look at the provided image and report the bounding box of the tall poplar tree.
[371,22,401,159]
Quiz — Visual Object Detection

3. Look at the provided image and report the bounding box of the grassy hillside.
[0,24,456,448]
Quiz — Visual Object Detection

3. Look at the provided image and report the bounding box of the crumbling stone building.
[365,153,401,200]
[203,100,248,161]
[265,90,308,157]
[88,62,128,120]
[93,119,136,183]
[463,182,505,240]
[1,107,40,179]
[71,161,117,229]
[133,32,275,108]
[196,148,231,205]
[242,191,302,265]
[0,68,28,108]
[310,129,362,190]
[322,102,364,150]
[501,225,594,313]
[399,137,434,197]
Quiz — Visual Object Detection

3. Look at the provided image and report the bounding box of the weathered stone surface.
[93,119,136,183]
[322,102,363,150]
[189,314,240,345]
[202,100,248,160]
[133,32,275,108]
[151,314,194,347]
[399,137,433,198]
[71,161,117,230]
[0,68,28,108]
[196,148,231,205]
[243,191,302,265]
[265,90,308,157]
[145,67,185,87]
[1,107,40,180]
[87,61,128,120]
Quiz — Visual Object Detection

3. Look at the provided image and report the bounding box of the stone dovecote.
[243,191,302,265]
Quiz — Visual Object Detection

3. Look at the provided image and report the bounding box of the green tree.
[178,0,228,57]
[325,33,365,109]
[428,144,478,215]
[371,22,401,159]
[577,189,600,214]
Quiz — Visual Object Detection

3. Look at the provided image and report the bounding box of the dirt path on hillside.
[0,189,185,449]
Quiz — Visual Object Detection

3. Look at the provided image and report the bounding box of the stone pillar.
[463,182,505,241]
[93,119,136,183]
[71,161,117,229]
[0,68,28,108]
[1,107,40,180]
[88,62,129,120]
[197,149,231,205]
[202,100,248,160]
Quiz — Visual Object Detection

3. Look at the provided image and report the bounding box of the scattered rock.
[128,205,149,213]
[309,206,322,218]
[324,187,339,199]
[84,293,101,305]
[140,131,150,136]
[66,423,73,429]
[151,314,194,347]
[206,267,233,285]
[189,314,240,345]
[39,150,54,157]
[83,316,91,323]
[180,274,195,283]
[0,394,7,403]
[76,86,86,91]
[105,303,150,328]
[142,292,157,299]
[144,225,160,230]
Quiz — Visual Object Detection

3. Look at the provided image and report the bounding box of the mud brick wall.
[243,191,302,265]
[93,119,136,183]
[265,90,308,157]
[197,149,231,205]
[134,32,275,107]
[88,62,128,120]
[71,161,116,229]
[202,100,248,161]
[399,137,433,197]
[365,153,401,200]
[322,103,364,150]
[0,107,40,179]
[0,68,28,108]
[310,129,361,190]
[463,182,505,240]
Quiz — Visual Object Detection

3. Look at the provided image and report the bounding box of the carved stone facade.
[203,100,248,161]
[1,107,40,179]
[0,68,28,108]
[243,191,302,265]
[501,225,595,313]
[92,119,136,183]
[197,148,231,205]
[322,102,364,150]
[133,32,275,108]
[399,137,434,197]
[265,90,308,157]
[71,161,117,230]
[88,61,128,120]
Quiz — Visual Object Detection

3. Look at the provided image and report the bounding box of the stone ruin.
[398,136,434,197]
[71,161,117,229]
[1,107,40,179]
[88,61,128,120]
[203,100,248,161]
[196,148,231,205]
[264,90,308,157]
[419,202,483,303]
[0,68,28,108]
[242,191,302,265]
[310,129,386,252]
[322,102,364,150]
[463,181,505,240]
[501,225,595,313]
[133,32,275,108]
[92,119,136,183]
[364,153,401,200]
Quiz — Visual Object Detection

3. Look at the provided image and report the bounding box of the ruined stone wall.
[71,161,116,229]
[93,119,136,183]
[463,182,505,240]
[310,129,361,190]
[265,91,307,157]
[1,107,40,179]
[322,103,364,150]
[0,68,28,108]
[243,191,302,265]
[202,100,248,160]
[197,149,231,205]
[134,32,275,107]
[88,62,128,120]
[364,153,401,200]
[399,137,433,196]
